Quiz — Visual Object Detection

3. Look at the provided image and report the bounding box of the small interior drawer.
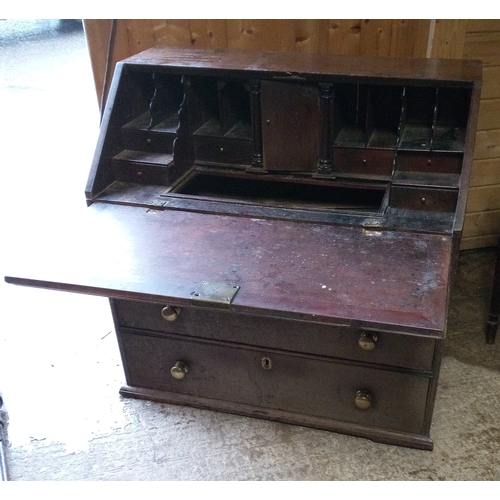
[193,137,252,165]
[120,331,430,434]
[120,110,179,153]
[112,151,174,185]
[395,151,462,174]
[332,148,394,177]
[121,128,176,153]
[390,185,458,212]
[112,299,436,371]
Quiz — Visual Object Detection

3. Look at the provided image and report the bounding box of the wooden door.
[261,80,321,172]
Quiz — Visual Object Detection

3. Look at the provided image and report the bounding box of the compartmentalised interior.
[89,62,476,227]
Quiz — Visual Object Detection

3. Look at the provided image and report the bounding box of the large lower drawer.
[120,332,430,434]
[112,299,436,372]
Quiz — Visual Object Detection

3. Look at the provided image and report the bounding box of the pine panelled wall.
[463,20,500,249]
[83,19,500,250]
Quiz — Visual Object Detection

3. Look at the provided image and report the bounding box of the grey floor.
[1,20,499,481]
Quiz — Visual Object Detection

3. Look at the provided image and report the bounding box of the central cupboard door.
[261,80,321,172]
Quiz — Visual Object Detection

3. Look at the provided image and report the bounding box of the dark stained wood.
[486,240,500,343]
[395,152,463,174]
[94,180,457,235]
[333,148,394,177]
[120,331,430,433]
[454,81,482,234]
[113,151,174,185]
[5,47,482,450]
[192,136,252,165]
[118,385,434,450]
[390,185,458,212]
[112,299,437,371]
[5,202,453,336]
[318,83,334,173]
[123,46,482,85]
[249,80,264,167]
[260,80,320,172]
[422,338,444,437]
[121,112,178,153]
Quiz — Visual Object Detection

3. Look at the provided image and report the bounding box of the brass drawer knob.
[161,305,181,321]
[358,332,377,351]
[355,390,372,410]
[170,361,189,380]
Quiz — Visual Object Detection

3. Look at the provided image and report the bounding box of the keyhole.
[261,357,273,370]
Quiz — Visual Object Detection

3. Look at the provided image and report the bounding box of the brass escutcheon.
[261,357,273,370]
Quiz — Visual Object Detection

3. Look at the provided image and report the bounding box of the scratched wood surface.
[82,19,500,250]
[83,20,435,110]
[4,203,453,336]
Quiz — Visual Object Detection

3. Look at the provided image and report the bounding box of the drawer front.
[193,137,252,165]
[333,148,394,177]
[395,151,463,174]
[390,185,458,212]
[121,332,430,434]
[121,128,175,153]
[113,160,172,185]
[112,300,436,371]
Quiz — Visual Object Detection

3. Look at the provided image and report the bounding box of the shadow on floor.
[0,19,83,47]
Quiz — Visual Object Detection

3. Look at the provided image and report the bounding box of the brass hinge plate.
[191,282,240,308]
[362,218,383,229]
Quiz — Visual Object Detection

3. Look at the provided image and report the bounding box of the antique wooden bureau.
[5,47,481,450]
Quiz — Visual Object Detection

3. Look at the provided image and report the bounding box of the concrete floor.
[1,20,500,481]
